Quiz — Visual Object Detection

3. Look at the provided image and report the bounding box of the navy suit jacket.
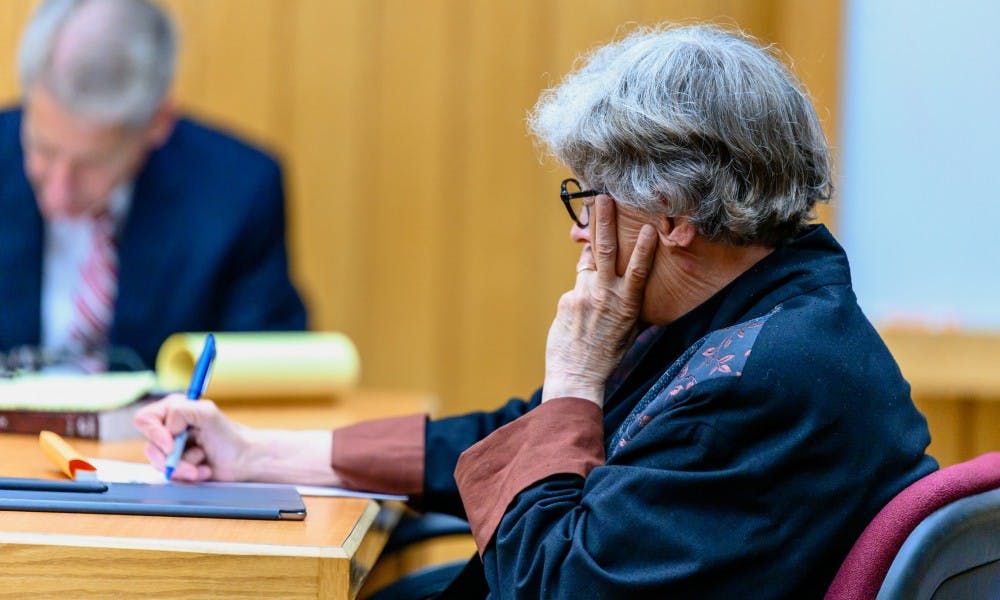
[0,108,307,368]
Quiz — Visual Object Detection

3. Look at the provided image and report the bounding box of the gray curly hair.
[529,24,832,246]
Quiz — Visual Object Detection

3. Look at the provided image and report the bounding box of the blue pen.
[164,333,217,481]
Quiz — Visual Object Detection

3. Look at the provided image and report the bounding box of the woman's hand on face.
[134,394,254,482]
[543,196,658,406]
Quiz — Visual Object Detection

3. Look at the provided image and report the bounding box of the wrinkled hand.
[543,196,658,406]
[134,394,253,482]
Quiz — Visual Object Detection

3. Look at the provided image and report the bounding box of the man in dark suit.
[0,0,306,370]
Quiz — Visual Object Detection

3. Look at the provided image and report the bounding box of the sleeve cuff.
[454,397,604,554]
[331,413,427,496]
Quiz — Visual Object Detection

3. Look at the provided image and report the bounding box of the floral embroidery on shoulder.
[609,306,780,455]
[667,315,769,396]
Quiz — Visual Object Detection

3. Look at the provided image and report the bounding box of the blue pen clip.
[164,333,217,480]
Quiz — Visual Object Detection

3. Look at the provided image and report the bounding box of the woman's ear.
[654,215,697,248]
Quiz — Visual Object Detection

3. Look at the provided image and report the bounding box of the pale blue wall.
[841,0,1000,329]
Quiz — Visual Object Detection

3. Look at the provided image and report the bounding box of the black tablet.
[0,480,307,520]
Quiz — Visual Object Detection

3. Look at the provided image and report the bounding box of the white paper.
[0,372,157,411]
[292,485,406,501]
[85,458,407,501]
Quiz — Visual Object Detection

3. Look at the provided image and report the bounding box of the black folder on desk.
[0,479,307,520]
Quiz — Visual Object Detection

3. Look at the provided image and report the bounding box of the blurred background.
[1,0,995,465]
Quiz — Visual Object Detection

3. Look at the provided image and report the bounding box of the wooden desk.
[882,329,1000,466]
[0,389,435,599]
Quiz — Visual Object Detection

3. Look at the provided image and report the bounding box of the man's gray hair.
[529,24,832,246]
[18,0,177,126]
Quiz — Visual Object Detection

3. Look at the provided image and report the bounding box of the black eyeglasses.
[560,178,603,227]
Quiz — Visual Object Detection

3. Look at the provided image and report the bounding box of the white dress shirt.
[41,185,132,352]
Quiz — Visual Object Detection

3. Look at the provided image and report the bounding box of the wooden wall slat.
[772,0,842,229]
[914,397,971,468]
[0,0,38,101]
[362,0,455,395]
[973,404,1000,458]
[157,1,201,116]
[0,1,19,102]
[177,0,282,149]
[450,0,552,409]
[284,0,378,339]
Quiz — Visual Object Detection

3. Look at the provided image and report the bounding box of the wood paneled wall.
[1,0,844,416]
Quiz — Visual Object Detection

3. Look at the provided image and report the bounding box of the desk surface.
[881,328,1000,399]
[0,388,435,599]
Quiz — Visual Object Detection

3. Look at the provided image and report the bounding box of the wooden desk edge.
[0,500,404,562]
[347,501,406,598]
[881,329,1000,399]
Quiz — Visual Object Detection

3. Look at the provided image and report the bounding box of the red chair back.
[825,452,1000,600]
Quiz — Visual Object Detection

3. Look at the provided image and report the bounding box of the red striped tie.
[68,210,118,360]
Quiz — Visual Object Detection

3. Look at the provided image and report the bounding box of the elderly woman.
[136,25,936,598]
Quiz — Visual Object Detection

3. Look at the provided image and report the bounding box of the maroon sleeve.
[331,413,426,495]
[454,397,604,553]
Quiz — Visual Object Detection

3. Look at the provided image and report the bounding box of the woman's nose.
[570,220,591,244]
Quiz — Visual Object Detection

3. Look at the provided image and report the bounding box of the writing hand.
[134,395,345,486]
[134,394,253,482]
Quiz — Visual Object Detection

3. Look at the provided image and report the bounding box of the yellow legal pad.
[156,332,360,400]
